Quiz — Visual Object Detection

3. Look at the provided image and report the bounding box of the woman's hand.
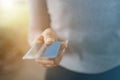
[32,28,68,68]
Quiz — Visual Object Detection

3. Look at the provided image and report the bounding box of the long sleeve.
[28,0,51,44]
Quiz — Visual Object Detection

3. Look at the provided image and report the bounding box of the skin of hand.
[32,28,68,68]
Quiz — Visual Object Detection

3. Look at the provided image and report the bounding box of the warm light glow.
[1,0,16,11]
[0,0,28,28]
[0,0,19,24]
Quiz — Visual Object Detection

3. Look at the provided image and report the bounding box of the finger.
[35,58,55,65]
[35,58,54,61]
[42,28,57,46]
[41,64,57,68]
[32,35,44,45]
[37,35,44,43]
[37,63,56,68]
[45,38,56,46]
[43,28,55,35]
[61,40,69,49]
[43,34,57,46]
[36,60,57,68]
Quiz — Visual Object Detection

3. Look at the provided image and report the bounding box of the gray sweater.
[29,0,120,74]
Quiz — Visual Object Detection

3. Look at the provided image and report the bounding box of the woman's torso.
[46,0,120,73]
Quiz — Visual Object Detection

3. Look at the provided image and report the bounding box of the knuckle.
[44,28,53,35]
[45,38,55,46]
[46,38,55,43]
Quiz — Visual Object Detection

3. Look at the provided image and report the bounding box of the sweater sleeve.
[28,0,51,45]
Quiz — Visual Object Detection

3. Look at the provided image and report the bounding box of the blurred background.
[0,0,46,80]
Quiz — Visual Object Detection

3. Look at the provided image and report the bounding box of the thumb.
[44,37,56,46]
[42,28,57,46]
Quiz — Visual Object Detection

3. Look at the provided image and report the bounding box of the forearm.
[28,0,51,44]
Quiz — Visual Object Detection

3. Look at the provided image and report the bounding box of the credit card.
[22,43,46,59]
[41,42,61,58]
[23,41,61,59]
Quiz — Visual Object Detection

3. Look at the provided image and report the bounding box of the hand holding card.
[23,28,68,67]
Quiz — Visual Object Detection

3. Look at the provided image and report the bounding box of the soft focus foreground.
[0,0,46,80]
